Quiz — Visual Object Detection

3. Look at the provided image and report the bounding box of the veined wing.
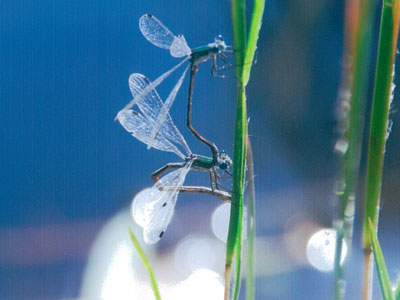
[126,73,191,156]
[131,160,193,244]
[120,58,188,112]
[139,14,191,58]
[147,64,190,150]
[117,109,187,159]
[170,35,191,58]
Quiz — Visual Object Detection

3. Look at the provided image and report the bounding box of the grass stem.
[246,136,256,300]
[361,0,400,298]
[368,218,395,300]
[333,0,376,298]
[225,1,264,299]
[128,228,162,300]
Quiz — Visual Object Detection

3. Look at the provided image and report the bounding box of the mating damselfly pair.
[116,14,234,244]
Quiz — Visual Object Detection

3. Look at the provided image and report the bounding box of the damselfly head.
[214,34,228,51]
[218,151,232,170]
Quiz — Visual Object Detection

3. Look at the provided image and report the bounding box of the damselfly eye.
[219,162,229,170]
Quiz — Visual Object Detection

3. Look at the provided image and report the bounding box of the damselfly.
[120,14,233,160]
[116,73,232,243]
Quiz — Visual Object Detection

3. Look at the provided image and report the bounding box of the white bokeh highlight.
[174,236,217,275]
[211,203,247,243]
[306,228,347,272]
[172,269,224,300]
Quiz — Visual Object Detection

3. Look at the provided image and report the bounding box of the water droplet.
[344,199,355,218]
[334,139,349,155]
[333,180,346,195]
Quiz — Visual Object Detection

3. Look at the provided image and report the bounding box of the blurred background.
[1,0,399,299]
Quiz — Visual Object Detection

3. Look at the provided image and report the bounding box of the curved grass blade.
[368,219,394,300]
[395,279,400,300]
[128,228,162,300]
[362,1,400,298]
[226,83,247,300]
[231,0,246,81]
[246,136,256,300]
[225,1,265,300]
[243,0,265,86]
[333,0,377,298]
[224,1,247,299]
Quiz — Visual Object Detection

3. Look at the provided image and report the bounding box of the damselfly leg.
[150,161,231,202]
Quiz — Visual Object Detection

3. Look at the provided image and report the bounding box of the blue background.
[1,0,399,299]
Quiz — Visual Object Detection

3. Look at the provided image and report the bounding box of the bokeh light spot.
[306,228,347,272]
[211,203,247,243]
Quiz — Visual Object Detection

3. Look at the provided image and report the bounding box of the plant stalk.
[361,0,400,298]
[333,0,376,297]
[246,136,256,300]
[225,1,264,299]
[128,228,162,300]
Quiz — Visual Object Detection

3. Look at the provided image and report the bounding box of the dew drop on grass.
[333,179,346,195]
[334,139,349,155]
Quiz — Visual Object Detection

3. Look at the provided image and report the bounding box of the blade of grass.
[224,1,247,300]
[368,218,395,300]
[232,0,247,80]
[225,1,265,299]
[362,1,400,299]
[395,280,400,300]
[246,136,256,300]
[225,82,247,300]
[333,0,377,299]
[236,5,264,300]
[243,0,265,86]
[128,228,162,300]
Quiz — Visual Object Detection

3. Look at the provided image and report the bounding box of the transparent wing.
[126,73,191,156]
[139,14,191,58]
[131,160,193,244]
[120,58,188,112]
[170,35,191,58]
[117,109,186,159]
[147,64,190,150]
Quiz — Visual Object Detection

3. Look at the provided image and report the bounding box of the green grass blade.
[225,1,247,299]
[231,0,247,80]
[362,0,400,251]
[243,0,265,86]
[368,219,395,300]
[225,83,247,300]
[128,228,162,300]
[226,1,265,299]
[362,1,400,298]
[395,279,400,300]
[333,1,377,299]
[246,136,256,300]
